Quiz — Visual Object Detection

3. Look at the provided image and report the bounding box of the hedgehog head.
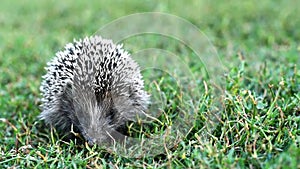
[70,77,146,145]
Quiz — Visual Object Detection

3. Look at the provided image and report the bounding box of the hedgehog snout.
[84,125,117,146]
[84,133,97,146]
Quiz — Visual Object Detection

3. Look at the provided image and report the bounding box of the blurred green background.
[1,0,299,82]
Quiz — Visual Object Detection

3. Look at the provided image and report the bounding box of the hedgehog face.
[72,94,129,146]
[76,94,148,146]
[72,96,111,145]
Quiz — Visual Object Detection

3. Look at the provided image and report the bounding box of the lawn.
[0,0,299,168]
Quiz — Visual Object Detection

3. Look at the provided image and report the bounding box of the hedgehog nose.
[86,137,96,146]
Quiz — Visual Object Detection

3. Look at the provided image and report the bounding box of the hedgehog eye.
[107,107,117,125]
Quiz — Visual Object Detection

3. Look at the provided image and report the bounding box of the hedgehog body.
[39,36,149,145]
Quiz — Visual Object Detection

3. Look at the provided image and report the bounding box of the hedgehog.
[39,35,150,145]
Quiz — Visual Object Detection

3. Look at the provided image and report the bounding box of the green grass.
[0,0,299,168]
